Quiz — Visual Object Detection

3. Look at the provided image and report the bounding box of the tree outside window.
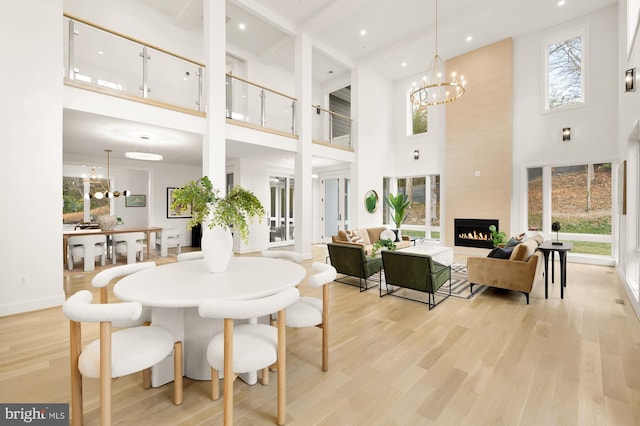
[546,34,584,110]
[412,104,428,135]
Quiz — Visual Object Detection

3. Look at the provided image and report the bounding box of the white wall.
[618,0,640,319]
[512,6,619,234]
[1,0,65,316]
[352,66,395,228]
[392,75,446,179]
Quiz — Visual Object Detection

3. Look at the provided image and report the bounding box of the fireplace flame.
[458,231,491,241]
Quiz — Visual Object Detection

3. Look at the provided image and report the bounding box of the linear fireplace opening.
[454,218,498,249]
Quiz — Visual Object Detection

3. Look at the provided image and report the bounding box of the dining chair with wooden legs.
[63,290,183,426]
[285,262,337,371]
[198,287,300,426]
[91,261,157,387]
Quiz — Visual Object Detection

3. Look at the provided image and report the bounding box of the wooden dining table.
[63,226,162,265]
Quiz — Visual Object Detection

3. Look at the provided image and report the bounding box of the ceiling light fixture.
[360,29,367,36]
[126,135,163,161]
[409,0,466,107]
[85,149,130,199]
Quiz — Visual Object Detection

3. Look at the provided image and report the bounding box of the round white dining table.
[114,256,306,386]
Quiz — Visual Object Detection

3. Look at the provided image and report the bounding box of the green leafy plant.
[365,192,377,213]
[370,238,397,256]
[488,224,507,247]
[385,193,410,229]
[171,176,266,244]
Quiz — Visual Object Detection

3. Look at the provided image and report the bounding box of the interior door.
[323,177,350,241]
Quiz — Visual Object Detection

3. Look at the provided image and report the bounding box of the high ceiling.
[64,0,618,167]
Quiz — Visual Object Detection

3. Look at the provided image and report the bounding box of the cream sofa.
[466,234,545,304]
[332,227,411,255]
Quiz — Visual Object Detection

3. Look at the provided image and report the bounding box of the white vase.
[201,225,233,273]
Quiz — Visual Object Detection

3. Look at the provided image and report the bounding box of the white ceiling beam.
[229,0,298,37]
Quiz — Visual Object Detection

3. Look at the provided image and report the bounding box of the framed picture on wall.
[125,194,146,207]
[167,187,192,218]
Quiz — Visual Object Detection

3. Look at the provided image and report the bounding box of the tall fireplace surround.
[454,218,498,249]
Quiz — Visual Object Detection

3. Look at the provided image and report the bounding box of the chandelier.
[409,0,466,107]
[125,135,163,161]
[85,149,130,199]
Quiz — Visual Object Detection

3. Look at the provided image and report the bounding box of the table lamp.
[551,221,562,245]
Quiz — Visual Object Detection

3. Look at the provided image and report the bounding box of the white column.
[203,0,227,193]
[294,33,313,258]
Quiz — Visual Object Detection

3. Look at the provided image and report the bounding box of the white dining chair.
[112,232,145,264]
[156,228,182,257]
[68,234,107,272]
[285,262,336,371]
[63,290,183,426]
[198,287,300,426]
[261,250,304,263]
[177,251,204,262]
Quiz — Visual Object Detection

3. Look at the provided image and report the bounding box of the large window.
[63,176,110,224]
[526,163,612,256]
[544,28,587,111]
[394,175,440,240]
[269,176,294,244]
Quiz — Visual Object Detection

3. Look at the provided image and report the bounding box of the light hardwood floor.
[2,246,640,425]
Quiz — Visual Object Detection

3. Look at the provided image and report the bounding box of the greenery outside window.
[63,176,110,224]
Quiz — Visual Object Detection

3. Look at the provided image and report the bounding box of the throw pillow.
[345,229,365,243]
[506,233,527,247]
[487,247,514,259]
[380,229,396,241]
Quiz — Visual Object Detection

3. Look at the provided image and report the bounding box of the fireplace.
[454,218,498,249]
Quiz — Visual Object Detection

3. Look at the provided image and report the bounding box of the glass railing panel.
[146,47,202,111]
[226,74,296,135]
[263,92,295,135]
[66,18,143,98]
[311,106,352,148]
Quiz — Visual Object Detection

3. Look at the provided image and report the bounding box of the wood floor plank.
[1,246,639,425]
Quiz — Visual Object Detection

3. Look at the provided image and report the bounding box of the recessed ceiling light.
[558,0,566,6]
[98,50,104,55]
[360,29,366,36]
[466,36,473,42]
[238,23,246,30]
[401,62,407,67]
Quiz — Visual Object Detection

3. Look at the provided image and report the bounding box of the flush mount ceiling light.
[409,0,466,107]
[85,149,130,199]
[125,135,163,161]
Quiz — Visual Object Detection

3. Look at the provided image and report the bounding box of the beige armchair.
[466,235,544,304]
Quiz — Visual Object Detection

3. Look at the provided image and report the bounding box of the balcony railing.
[63,14,205,116]
[312,105,352,149]
[226,73,297,136]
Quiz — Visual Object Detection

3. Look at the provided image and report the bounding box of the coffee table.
[398,243,453,265]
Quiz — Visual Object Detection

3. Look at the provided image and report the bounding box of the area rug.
[437,263,486,300]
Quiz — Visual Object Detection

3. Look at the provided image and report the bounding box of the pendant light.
[85,149,130,199]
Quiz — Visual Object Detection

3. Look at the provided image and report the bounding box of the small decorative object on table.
[552,221,562,245]
[370,238,396,256]
[96,215,117,231]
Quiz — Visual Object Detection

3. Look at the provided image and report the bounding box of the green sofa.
[380,250,451,309]
[326,243,383,291]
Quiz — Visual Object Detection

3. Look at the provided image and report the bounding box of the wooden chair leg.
[269,315,277,372]
[223,319,234,426]
[211,368,220,400]
[261,367,269,385]
[276,309,286,426]
[173,341,183,405]
[69,321,83,426]
[322,286,329,372]
[142,369,151,389]
[99,322,112,426]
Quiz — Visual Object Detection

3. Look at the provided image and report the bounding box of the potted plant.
[385,193,410,241]
[171,176,266,272]
[488,224,507,247]
[370,238,397,256]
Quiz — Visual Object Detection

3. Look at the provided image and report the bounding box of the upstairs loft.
[63,14,353,156]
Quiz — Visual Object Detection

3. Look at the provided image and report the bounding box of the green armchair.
[326,243,383,292]
[381,250,451,309]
